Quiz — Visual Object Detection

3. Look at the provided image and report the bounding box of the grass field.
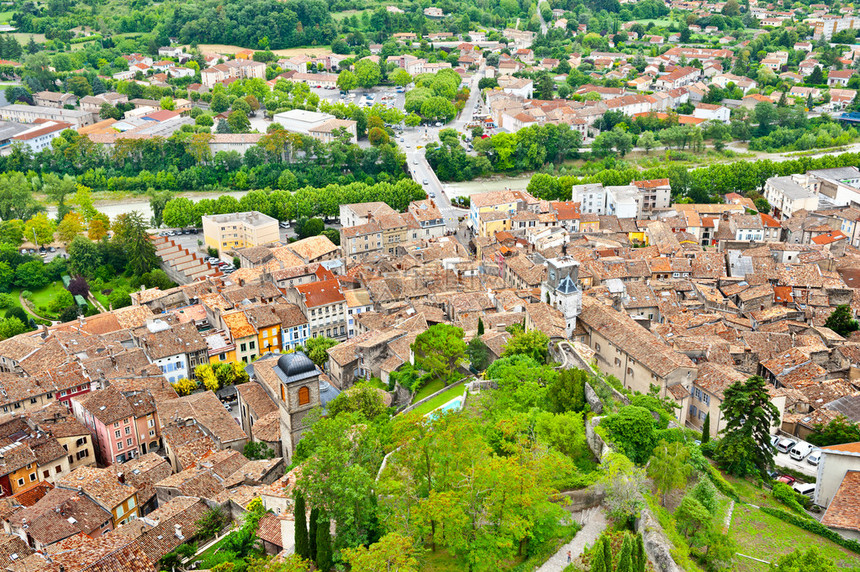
[28,281,68,318]
[413,384,464,416]
[729,504,859,570]
[413,377,445,402]
[6,32,46,43]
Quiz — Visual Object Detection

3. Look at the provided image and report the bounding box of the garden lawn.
[413,384,464,416]
[92,276,133,309]
[194,529,238,565]
[413,377,446,402]
[28,282,69,318]
[729,503,859,571]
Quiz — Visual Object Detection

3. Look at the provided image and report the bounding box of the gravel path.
[537,507,607,572]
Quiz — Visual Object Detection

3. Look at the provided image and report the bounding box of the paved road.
[537,507,607,572]
[537,0,549,34]
[401,68,485,230]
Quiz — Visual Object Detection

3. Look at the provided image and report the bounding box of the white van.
[790,442,814,461]
[792,482,816,497]
[776,437,797,454]
[807,449,822,466]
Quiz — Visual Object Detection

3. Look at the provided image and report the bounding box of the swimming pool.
[425,394,465,419]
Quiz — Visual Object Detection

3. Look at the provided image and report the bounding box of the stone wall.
[636,508,683,572]
[554,485,606,512]
[585,382,603,414]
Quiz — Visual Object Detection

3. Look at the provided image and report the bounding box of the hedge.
[71,34,103,44]
[760,506,860,555]
[705,464,739,502]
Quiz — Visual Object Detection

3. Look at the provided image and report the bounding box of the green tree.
[466,336,490,371]
[405,113,421,128]
[227,109,251,133]
[639,130,656,153]
[354,59,381,88]
[648,440,691,506]
[634,534,645,572]
[112,212,157,277]
[342,533,422,572]
[149,190,174,228]
[211,91,230,113]
[303,337,337,367]
[616,533,633,572]
[308,507,319,561]
[809,65,824,85]
[689,478,718,514]
[15,260,48,289]
[314,512,333,571]
[411,324,466,383]
[476,318,484,335]
[24,213,55,246]
[824,304,858,337]
[0,220,25,247]
[327,382,386,420]
[808,416,860,447]
[244,441,275,460]
[702,412,711,443]
[391,69,412,87]
[675,495,712,540]
[337,70,357,92]
[715,376,779,477]
[546,368,586,413]
[602,406,657,464]
[754,197,770,213]
[501,330,549,363]
[294,493,310,559]
[56,212,84,244]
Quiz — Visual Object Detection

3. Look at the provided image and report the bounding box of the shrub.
[772,482,806,514]
[690,478,718,514]
[0,294,14,308]
[705,463,739,501]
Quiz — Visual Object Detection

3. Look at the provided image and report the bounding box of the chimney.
[175,524,184,539]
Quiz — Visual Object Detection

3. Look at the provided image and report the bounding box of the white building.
[12,119,72,152]
[692,103,730,123]
[763,175,819,220]
[272,109,357,143]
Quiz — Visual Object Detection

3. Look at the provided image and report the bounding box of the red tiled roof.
[295,279,345,308]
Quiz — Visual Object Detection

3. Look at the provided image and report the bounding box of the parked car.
[776,437,797,454]
[770,435,781,449]
[429,192,435,198]
[807,449,822,466]
[224,403,232,411]
[279,221,291,229]
[423,179,429,185]
[792,482,815,497]
[776,474,796,485]
[789,442,814,461]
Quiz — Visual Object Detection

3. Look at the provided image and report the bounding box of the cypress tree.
[590,546,607,572]
[602,536,612,570]
[616,533,633,572]
[634,533,646,572]
[701,413,711,443]
[293,493,309,559]
[477,317,484,335]
[308,507,319,560]
[315,512,333,572]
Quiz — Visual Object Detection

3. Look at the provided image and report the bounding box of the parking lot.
[773,436,818,479]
